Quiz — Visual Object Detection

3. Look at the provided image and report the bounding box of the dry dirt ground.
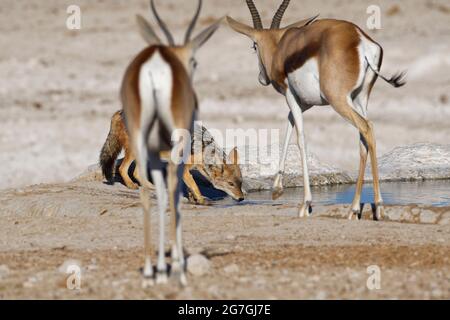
[0,181,449,299]
[0,0,449,300]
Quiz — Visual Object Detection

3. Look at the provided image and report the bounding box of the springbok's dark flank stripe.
[284,40,320,74]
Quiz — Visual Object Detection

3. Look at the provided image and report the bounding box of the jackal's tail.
[99,111,124,183]
[365,57,407,88]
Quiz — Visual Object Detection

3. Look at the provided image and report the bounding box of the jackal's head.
[197,147,245,202]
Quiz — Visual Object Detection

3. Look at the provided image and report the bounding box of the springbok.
[227,0,405,220]
[122,0,222,285]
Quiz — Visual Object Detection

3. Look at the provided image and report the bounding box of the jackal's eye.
[228,182,234,187]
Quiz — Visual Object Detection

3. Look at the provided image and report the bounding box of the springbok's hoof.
[299,202,312,218]
[142,278,154,288]
[272,174,284,200]
[272,188,284,200]
[374,205,385,221]
[348,206,363,220]
[156,272,168,285]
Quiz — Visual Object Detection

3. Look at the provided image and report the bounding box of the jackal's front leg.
[183,165,206,205]
[119,155,139,190]
[133,165,156,191]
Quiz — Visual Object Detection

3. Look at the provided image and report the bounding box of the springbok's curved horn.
[184,0,202,44]
[246,0,263,29]
[271,0,291,29]
[150,0,175,45]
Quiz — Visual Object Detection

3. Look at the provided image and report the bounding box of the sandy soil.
[0,181,449,299]
[0,0,449,300]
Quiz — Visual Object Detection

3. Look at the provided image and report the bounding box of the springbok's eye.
[191,59,198,69]
[252,43,257,53]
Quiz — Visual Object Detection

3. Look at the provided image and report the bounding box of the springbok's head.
[137,0,223,79]
[226,0,317,86]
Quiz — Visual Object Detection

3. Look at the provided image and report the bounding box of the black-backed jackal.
[99,110,244,204]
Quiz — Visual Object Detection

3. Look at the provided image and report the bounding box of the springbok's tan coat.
[227,0,405,219]
[122,0,223,286]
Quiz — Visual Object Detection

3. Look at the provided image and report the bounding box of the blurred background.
[0,0,449,189]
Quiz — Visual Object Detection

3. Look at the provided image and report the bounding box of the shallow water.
[213,180,450,208]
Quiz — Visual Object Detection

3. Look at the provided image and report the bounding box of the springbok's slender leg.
[148,153,168,284]
[329,97,384,221]
[349,134,369,220]
[168,131,190,286]
[366,122,384,220]
[272,112,295,200]
[168,162,186,286]
[135,137,154,286]
[286,90,312,218]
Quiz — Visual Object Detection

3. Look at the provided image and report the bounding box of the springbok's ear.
[228,147,239,165]
[283,14,319,30]
[190,17,224,51]
[226,16,256,39]
[136,14,161,46]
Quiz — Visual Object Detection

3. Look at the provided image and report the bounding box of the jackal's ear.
[136,14,162,46]
[228,147,239,165]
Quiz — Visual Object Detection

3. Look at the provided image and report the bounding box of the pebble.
[255,278,267,287]
[431,289,443,298]
[23,276,38,288]
[0,265,10,279]
[187,254,211,276]
[224,264,239,274]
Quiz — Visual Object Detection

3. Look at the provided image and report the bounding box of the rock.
[23,276,38,288]
[224,264,239,274]
[318,205,447,225]
[225,234,236,241]
[367,143,450,182]
[439,214,450,226]
[72,143,450,196]
[419,210,439,224]
[254,278,267,287]
[187,254,211,276]
[236,143,353,191]
[0,265,10,279]
[72,164,103,183]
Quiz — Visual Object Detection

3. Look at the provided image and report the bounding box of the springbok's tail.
[365,57,407,88]
[99,111,123,183]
